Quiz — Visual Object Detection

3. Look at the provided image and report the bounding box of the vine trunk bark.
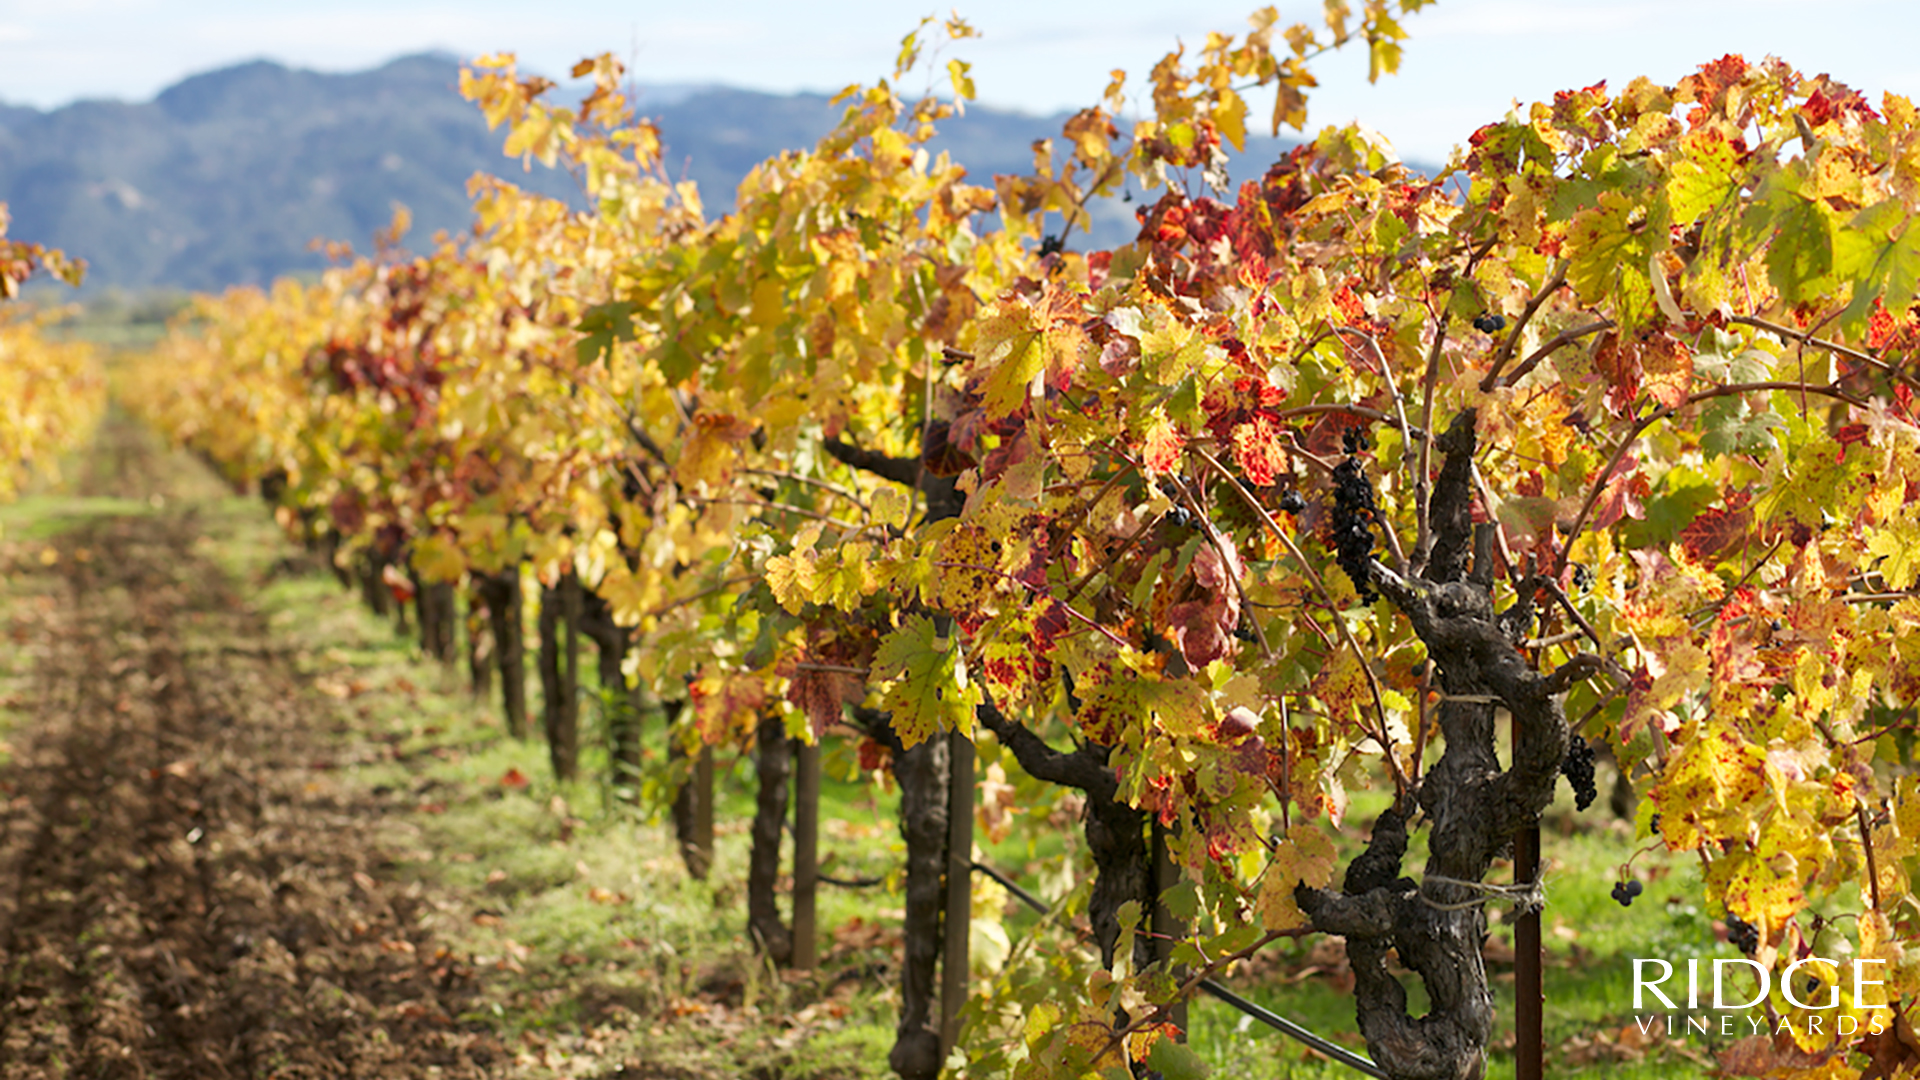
[747,713,794,964]
[537,571,582,782]
[479,569,528,740]
[466,585,493,699]
[670,724,715,880]
[1295,410,1580,1080]
[579,592,642,797]
[823,433,970,1080]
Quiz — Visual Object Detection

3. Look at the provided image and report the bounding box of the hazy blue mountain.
[0,53,1341,293]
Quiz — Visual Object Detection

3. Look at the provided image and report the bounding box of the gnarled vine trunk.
[887,733,949,1080]
[976,707,1154,974]
[746,713,794,964]
[669,706,714,880]
[1296,411,1581,1080]
[479,569,527,739]
[824,434,966,1080]
[537,571,582,782]
[578,591,643,795]
[466,584,493,699]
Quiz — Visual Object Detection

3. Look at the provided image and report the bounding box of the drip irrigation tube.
[970,860,1386,1079]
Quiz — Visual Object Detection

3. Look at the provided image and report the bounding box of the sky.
[3,0,1919,165]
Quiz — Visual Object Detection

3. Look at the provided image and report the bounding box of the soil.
[0,419,503,1078]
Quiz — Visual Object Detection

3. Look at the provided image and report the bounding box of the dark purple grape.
[1570,562,1594,593]
[1278,489,1306,514]
[1726,915,1759,955]
[1472,313,1506,334]
[1561,737,1598,811]
[1328,456,1379,603]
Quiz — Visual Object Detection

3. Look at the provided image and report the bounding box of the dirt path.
[0,420,502,1078]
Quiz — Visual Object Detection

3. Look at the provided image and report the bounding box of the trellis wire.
[971,861,1387,1079]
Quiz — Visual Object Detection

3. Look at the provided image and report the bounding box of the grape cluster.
[1278,489,1306,514]
[1330,455,1379,603]
[1611,878,1644,907]
[1561,736,1598,811]
[1726,915,1760,955]
[1569,562,1594,593]
[1472,313,1507,334]
[1166,506,1197,530]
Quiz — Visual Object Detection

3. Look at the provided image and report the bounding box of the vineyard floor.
[0,411,1732,1079]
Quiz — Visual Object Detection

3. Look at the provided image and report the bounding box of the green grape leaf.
[576,301,636,363]
[871,614,982,747]
[1145,1039,1211,1080]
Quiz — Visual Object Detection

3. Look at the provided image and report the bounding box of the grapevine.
[118,12,1920,1080]
[0,205,101,505]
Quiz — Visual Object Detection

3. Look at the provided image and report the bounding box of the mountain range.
[0,53,1316,293]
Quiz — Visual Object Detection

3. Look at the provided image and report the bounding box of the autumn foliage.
[127,5,1920,1078]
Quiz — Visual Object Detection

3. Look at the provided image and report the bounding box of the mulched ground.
[0,420,504,1079]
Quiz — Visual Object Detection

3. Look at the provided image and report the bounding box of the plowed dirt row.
[0,494,502,1076]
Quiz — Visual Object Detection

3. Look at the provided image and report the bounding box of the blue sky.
[3,1,1918,164]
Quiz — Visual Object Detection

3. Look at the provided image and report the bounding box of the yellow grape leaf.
[871,484,913,530]
[765,552,817,615]
[1667,128,1740,227]
[1139,318,1212,385]
[1137,677,1209,737]
[1651,725,1766,851]
[765,523,824,615]
[1707,849,1804,942]
[816,542,878,611]
[411,532,467,583]
[1564,190,1651,320]
[946,58,975,102]
[1024,1001,1062,1048]
[975,280,1089,419]
[1867,503,1920,590]
[676,412,756,489]
[1893,776,1920,860]
[598,563,658,627]
[930,522,1001,615]
[1213,86,1248,152]
[1310,648,1371,728]
[1258,823,1337,931]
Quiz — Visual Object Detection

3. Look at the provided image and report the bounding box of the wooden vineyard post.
[693,745,715,877]
[1515,822,1543,1080]
[940,728,973,1058]
[1152,821,1188,1037]
[792,739,821,970]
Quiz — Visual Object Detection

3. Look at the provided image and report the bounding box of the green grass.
[218,509,906,1076]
